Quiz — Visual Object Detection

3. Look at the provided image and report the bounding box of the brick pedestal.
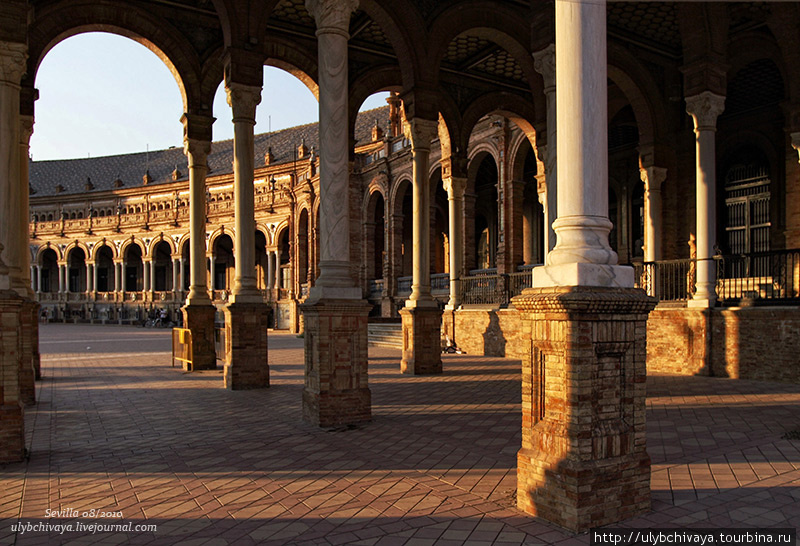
[512,287,656,532]
[300,299,371,427]
[181,304,217,371]
[223,302,269,390]
[0,292,25,463]
[19,299,39,404]
[400,305,442,375]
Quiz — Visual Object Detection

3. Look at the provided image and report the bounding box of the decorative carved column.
[444,176,466,309]
[181,128,216,371]
[302,0,371,427]
[533,44,557,261]
[0,244,25,462]
[641,166,666,263]
[514,1,655,532]
[19,114,40,385]
[686,92,725,308]
[400,117,442,375]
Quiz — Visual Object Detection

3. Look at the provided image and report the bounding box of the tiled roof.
[30,105,390,196]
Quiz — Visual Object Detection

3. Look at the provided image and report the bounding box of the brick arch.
[390,174,412,218]
[425,2,540,95]
[348,65,403,147]
[363,182,387,224]
[607,43,666,155]
[208,227,235,253]
[508,130,537,184]
[466,147,499,195]
[458,92,537,160]
[25,0,205,112]
[360,0,423,90]
[63,241,90,262]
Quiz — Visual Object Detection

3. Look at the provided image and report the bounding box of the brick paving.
[1,323,799,545]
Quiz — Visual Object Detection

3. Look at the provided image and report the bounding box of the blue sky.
[30,32,389,161]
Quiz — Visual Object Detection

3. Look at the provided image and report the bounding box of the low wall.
[447,304,800,384]
[447,307,527,360]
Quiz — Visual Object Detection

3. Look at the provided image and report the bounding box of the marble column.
[641,166,667,262]
[86,263,93,293]
[92,262,99,294]
[226,83,262,302]
[19,114,40,384]
[58,264,66,294]
[181,134,216,371]
[172,257,180,295]
[114,261,122,294]
[143,260,151,294]
[533,44,557,260]
[0,42,26,297]
[302,0,371,427]
[267,250,275,290]
[444,176,466,309]
[37,266,42,294]
[400,117,442,375]
[686,92,725,308]
[514,0,655,532]
[222,83,269,389]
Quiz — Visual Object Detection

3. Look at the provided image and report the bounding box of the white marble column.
[114,261,122,293]
[172,257,180,294]
[686,91,725,307]
[93,261,99,293]
[267,250,275,289]
[226,83,261,302]
[306,0,360,301]
[641,166,667,262]
[533,44,557,261]
[407,118,439,306]
[150,259,156,294]
[534,0,632,288]
[184,137,212,305]
[143,260,151,293]
[443,176,466,308]
[0,42,27,295]
[179,258,185,292]
[30,266,35,292]
[36,265,42,294]
[209,251,216,292]
[58,264,65,293]
[86,263,93,293]
[120,261,127,293]
[19,115,34,297]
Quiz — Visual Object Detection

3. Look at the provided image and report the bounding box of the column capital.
[225,83,261,123]
[532,43,555,92]
[639,166,667,192]
[183,138,211,167]
[685,91,725,131]
[305,0,358,35]
[407,117,438,153]
[0,41,27,86]
[442,176,467,198]
[19,114,33,145]
[790,132,800,162]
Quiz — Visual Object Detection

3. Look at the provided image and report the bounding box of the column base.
[181,304,217,371]
[512,286,656,532]
[400,304,442,375]
[223,302,269,390]
[19,300,39,403]
[300,298,371,427]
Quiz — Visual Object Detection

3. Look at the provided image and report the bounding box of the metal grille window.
[724,162,771,276]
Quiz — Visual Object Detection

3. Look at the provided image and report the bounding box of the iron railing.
[431,273,449,293]
[716,249,800,304]
[397,276,412,296]
[634,259,695,301]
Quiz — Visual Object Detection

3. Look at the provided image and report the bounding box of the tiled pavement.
[1,324,799,545]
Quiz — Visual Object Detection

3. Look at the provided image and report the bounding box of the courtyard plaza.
[1,324,799,546]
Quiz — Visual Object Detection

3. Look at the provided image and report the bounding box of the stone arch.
[119,237,145,259]
[359,0,423,90]
[147,234,176,257]
[35,242,62,264]
[348,66,403,144]
[64,240,90,262]
[390,174,412,217]
[208,227,235,252]
[25,3,203,111]
[89,239,118,261]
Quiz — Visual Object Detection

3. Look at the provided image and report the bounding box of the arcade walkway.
[1,325,799,545]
